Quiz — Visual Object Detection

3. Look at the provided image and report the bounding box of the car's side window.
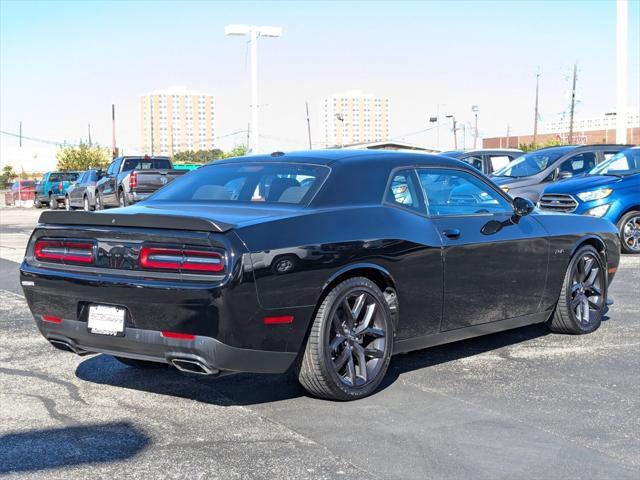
[416,168,512,216]
[559,152,597,175]
[488,155,512,172]
[106,162,115,175]
[386,170,422,211]
[460,155,483,172]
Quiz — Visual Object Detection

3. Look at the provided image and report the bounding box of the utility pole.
[472,105,479,149]
[112,104,117,158]
[88,123,92,146]
[446,115,457,149]
[533,70,540,147]
[568,62,578,144]
[305,101,312,149]
[616,0,628,144]
[506,124,510,148]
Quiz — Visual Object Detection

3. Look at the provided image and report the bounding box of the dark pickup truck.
[95,156,186,209]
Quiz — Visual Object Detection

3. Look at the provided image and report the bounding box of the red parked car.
[10,180,36,203]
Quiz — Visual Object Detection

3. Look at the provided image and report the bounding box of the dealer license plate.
[87,305,125,336]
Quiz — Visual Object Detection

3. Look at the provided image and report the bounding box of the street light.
[225,24,283,153]
[445,114,458,149]
[471,105,479,149]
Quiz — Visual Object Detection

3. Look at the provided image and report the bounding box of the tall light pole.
[616,0,628,144]
[445,114,457,149]
[225,24,282,154]
[471,105,479,149]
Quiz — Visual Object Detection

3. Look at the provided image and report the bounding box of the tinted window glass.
[417,168,511,216]
[151,163,329,205]
[494,149,568,177]
[122,158,172,171]
[590,148,640,175]
[386,170,421,210]
[488,155,512,171]
[559,152,597,175]
[461,155,483,171]
[49,172,79,182]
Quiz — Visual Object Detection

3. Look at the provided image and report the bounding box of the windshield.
[493,149,567,177]
[589,148,640,175]
[150,162,329,205]
[49,172,79,182]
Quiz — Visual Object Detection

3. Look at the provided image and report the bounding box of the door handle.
[442,228,461,239]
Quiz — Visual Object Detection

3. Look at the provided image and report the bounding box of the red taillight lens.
[161,331,195,340]
[58,181,63,192]
[42,315,63,323]
[130,171,137,188]
[34,239,94,264]
[139,247,224,273]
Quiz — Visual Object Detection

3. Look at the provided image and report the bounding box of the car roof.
[213,149,465,168]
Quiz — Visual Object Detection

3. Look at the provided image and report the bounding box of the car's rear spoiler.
[38,211,234,233]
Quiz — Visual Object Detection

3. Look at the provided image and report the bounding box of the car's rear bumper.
[127,191,152,203]
[37,317,297,374]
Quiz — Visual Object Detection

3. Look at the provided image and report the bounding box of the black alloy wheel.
[298,277,393,400]
[548,245,606,334]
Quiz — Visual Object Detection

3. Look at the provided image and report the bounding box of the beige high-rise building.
[322,90,390,147]
[140,86,216,156]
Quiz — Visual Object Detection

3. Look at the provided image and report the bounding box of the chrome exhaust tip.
[48,338,89,355]
[171,358,218,376]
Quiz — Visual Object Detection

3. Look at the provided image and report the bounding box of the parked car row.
[35,156,186,211]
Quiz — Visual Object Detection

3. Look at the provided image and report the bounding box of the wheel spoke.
[584,267,599,287]
[353,343,367,382]
[586,285,602,297]
[342,298,355,329]
[361,327,385,339]
[588,298,600,310]
[329,335,346,352]
[583,257,594,279]
[571,283,581,294]
[346,355,356,385]
[580,296,590,323]
[332,314,346,336]
[333,347,350,370]
[364,347,384,359]
[351,294,366,321]
[576,257,585,281]
[354,303,376,336]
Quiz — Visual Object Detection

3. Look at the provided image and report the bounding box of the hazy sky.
[1,0,639,166]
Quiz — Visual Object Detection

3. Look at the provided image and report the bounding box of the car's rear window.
[123,158,172,171]
[49,173,79,182]
[151,162,329,205]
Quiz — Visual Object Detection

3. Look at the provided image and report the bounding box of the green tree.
[0,165,17,188]
[222,145,248,159]
[56,142,110,171]
[172,149,225,165]
[519,137,563,152]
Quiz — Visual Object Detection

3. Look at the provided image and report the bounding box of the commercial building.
[483,110,639,148]
[140,86,215,156]
[322,90,390,147]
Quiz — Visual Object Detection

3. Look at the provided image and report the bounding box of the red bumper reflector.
[161,331,196,340]
[608,267,617,274]
[263,315,294,325]
[42,315,63,323]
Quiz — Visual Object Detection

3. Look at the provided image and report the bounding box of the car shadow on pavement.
[75,323,560,406]
[0,422,150,474]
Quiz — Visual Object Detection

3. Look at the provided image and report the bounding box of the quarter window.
[386,170,422,211]
[559,152,597,175]
[416,168,511,216]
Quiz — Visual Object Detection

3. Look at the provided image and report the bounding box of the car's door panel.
[416,167,549,331]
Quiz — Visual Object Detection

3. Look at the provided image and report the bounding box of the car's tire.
[83,195,91,212]
[617,211,640,254]
[114,356,167,369]
[64,195,72,211]
[48,194,57,210]
[297,277,393,401]
[95,193,103,210]
[118,189,128,207]
[548,245,607,334]
[34,197,43,208]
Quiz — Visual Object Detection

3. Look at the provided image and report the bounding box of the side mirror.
[512,197,535,222]
[558,171,573,180]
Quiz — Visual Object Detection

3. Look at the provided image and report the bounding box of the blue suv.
[539,146,640,254]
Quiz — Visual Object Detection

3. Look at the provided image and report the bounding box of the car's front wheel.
[95,193,103,210]
[618,211,640,254]
[297,277,393,401]
[64,195,72,211]
[548,245,607,334]
[83,196,91,211]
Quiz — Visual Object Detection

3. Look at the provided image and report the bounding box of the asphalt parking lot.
[1,208,639,479]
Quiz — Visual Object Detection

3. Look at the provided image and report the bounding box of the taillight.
[139,247,224,273]
[34,239,94,264]
[130,171,137,188]
[58,182,63,192]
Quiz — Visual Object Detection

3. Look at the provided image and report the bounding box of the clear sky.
[1,0,639,167]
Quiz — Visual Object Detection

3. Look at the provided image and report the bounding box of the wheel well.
[574,237,606,262]
[617,206,640,224]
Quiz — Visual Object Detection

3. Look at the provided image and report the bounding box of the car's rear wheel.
[48,194,57,210]
[114,356,167,369]
[297,277,393,401]
[118,190,128,207]
[83,196,91,211]
[95,193,103,210]
[64,195,72,211]
[618,211,640,254]
[548,245,607,334]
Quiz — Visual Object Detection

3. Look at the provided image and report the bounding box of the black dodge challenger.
[20,150,620,400]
